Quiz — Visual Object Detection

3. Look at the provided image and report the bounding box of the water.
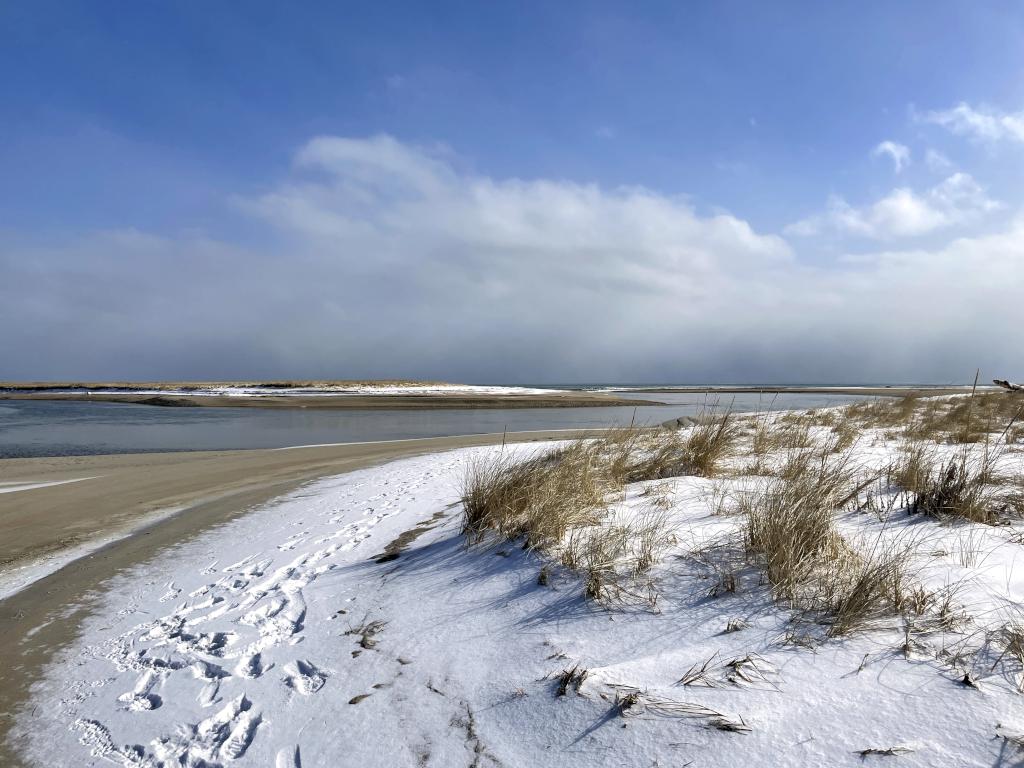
[0,392,878,459]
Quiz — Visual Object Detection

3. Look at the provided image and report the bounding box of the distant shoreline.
[616,385,990,397]
[0,380,660,409]
[0,382,990,410]
[0,391,658,409]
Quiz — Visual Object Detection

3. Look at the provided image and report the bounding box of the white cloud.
[922,102,1024,143]
[3,135,1024,383]
[924,148,954,173]
[785,172,1000,240]
[872,141,910,173]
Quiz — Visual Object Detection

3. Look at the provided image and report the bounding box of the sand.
[621,385,987,396]
[0,391,654,409]
[0,430,597,764]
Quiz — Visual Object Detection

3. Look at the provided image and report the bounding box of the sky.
[2,2,1024,384]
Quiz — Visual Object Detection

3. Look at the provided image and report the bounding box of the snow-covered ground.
[11,429,1024,767]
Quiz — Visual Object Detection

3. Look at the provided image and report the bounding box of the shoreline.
[0,429,613,587]
[0,391,658,409]
[616,385,988,397]
[0,429,595,764]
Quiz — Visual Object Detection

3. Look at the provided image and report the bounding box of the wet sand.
[0,430,597,764]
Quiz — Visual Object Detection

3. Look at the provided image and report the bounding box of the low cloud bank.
[2,135,1022,383]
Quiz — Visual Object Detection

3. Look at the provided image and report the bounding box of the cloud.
[924,148,954,173]
[785,172,1000,240]
[872,141,910,173]
[2,135,1023,383]
[922,102,1024,143]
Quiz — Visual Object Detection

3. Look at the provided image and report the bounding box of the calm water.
[0,392,878,459]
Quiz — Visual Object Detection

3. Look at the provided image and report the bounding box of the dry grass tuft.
[460,409,743,603]
[891,445,1019,525]
[739,448,913,634]
[678,410,740,476]
[622,410,739,481]
[461,441,613,549]
[555,664,588,696]
[676,654,721,687]
[992,622,1024,692]
[742,450,861,599]
[903,391,1023,444]
[752,414,816,455]
[830,417,860,453]
[461,431,693,604]
[887,439,935,495]
[818,538,914,636]
[844,396,919,429]
[563,506,673,605]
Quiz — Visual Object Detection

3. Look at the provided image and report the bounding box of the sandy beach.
[0,429,593,765]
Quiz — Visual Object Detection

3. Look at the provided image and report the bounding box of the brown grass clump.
[461,441,613,549]
[904,391,1023,444]
[752,413,817,455]
[740,448,911,634]
[742,451,862,600]
[944,397,990,444]
[752,419,781,454]
[892,445,1019,525]
[844,396,919,429]
[818,538,913,636]
[623,411,739,481]
[804,408,838,427]
[461,433,684,604]
[829,417,860,453]
[888,440,935,495]
[906,453,987,522]
[555,664,588,696]
[992,622,1024,692]
[562,506,673,605]
[462,412,739,551]
[1008,425,1024,446]
[676,410,740,477]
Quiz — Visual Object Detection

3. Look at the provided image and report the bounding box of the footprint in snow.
[235,652,270,680]
[276,745,302,768]
[283,660,327,695]
[158,581,181,603]
[222,554,257,573]
[192,694,260,761]
[221,711,261,760]
[116,670,162,712]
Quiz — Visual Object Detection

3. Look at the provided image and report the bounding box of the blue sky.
[3,2,1024,382]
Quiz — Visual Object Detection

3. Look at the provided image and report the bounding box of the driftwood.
[994,379,1024,392]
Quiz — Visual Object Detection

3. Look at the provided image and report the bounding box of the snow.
[11,430,1024,767]
[0,477,100,495]
[0,496,187,603]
